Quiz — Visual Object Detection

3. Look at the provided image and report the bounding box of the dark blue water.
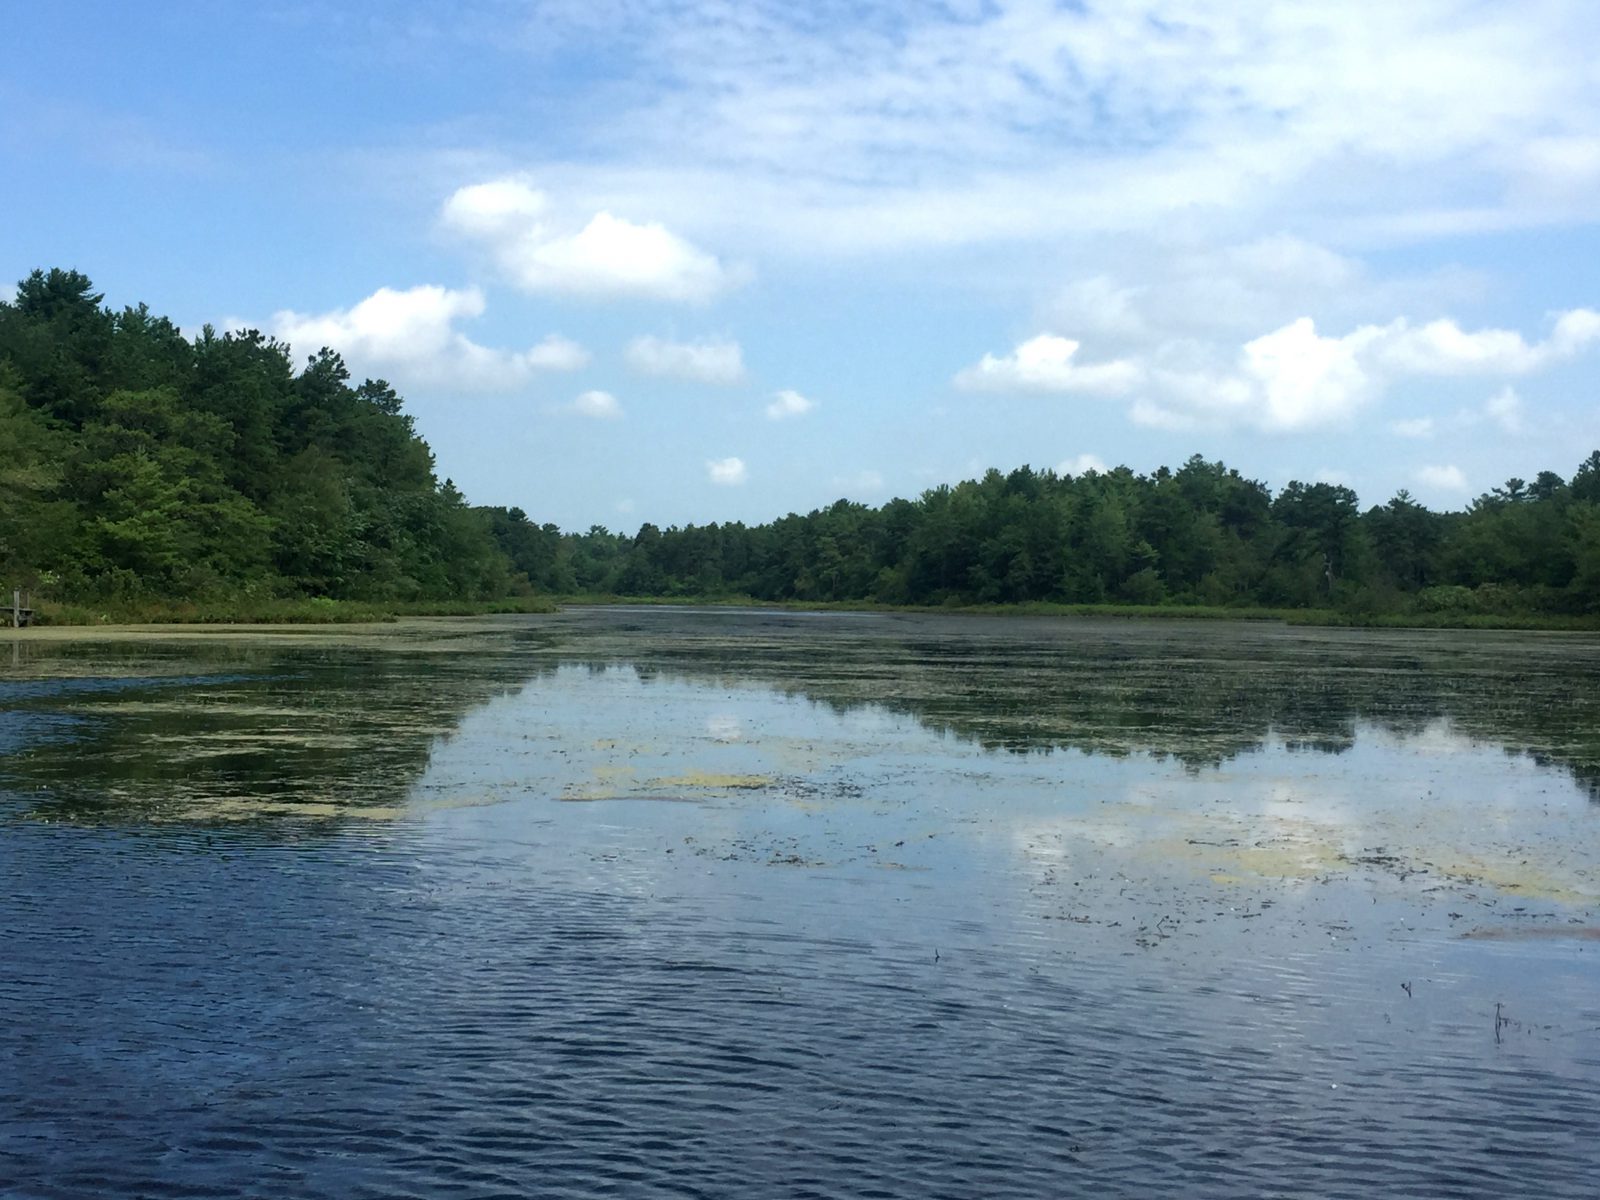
[3,611,1599,1197]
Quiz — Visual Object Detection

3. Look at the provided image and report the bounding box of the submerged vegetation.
[3,269,1598,626]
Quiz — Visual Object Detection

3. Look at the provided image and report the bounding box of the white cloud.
[266,284,589,392]
[434,2,1600,260]
[1238,318,1379,431]
[706,456,748,486]
[954,334,1141,395]
[1056,453,1108,476]
[439,177,549,239]
[1519,135,1600,193]
[1390,417,1435,439]
[1126,396,1206,432]
[1374,309,1600,375]
[1123,309,1600,434]
[441,178,743,303]
[525,334,591,371]
[570,389,622,420]
[1484,386,1524,434]
[1416,464,1469,493]
[1042,236,1476,354]
[527,214,736,302]
[625,335,745,384]
[766,389,815,420]
[1134,318,1375,433]
[1049,275,1148,341]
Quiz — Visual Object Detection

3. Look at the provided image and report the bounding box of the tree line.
[487,451,1600,616]
[1,269,510,603]
[3,269,1598,618]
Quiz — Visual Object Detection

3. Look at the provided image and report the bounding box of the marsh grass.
[551,593,1600,630]
[32,595,558,627]
[27,590,1597,631]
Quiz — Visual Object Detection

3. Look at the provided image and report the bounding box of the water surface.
[3,609,1598,1197]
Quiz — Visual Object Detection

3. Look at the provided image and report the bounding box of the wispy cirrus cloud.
[412,1,1600,258]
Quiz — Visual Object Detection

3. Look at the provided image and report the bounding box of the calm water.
[3,608,1599,1198]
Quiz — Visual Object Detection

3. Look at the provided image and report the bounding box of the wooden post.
[10,589,17,629]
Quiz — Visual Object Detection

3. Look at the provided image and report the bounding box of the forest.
[3,269,1598,621]
[0,269,512,607]
[488,455,1600,618]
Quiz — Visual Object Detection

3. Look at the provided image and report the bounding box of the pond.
[3,607,1598,1198]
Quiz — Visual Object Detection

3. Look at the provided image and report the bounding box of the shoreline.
[561,594,1600,631]
[9,591,1600,634]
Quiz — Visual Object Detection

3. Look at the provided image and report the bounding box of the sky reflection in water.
[2,609,1598,1198]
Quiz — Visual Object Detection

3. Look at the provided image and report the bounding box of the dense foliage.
[0,269,513,603]
[3,270,1598,619]
[491,454,1600,616]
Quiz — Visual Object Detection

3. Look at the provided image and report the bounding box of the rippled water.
[3,609,1599,1197]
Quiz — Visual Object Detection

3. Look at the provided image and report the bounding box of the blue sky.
[5,1,1599,530]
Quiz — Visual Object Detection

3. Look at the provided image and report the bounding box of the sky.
[4,1,1599,531]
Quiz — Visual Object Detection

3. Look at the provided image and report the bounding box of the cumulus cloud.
[441,177,742,303]
[1416,464,1469,493]
[440,178,548,239]
[766,389,815,420]
[570,390,622,419]
[266,284,589,392]
[1056,453,1108,476]
[625,335,746,384]
[954,334,1141,395]
[1134,319,1376,433]
[706,456,747,486]
[1373,309,1600,375]
[529,214,735,302]
[1237,318,1380,431]
[1125,308,1600,434]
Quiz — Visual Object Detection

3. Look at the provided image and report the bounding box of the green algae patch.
[1428,855,1599,907]
[1460,924,1600,941]
[645,772,774,790]
[558,769,775,802]
[558,793,706,804]
[6,613,552,653]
